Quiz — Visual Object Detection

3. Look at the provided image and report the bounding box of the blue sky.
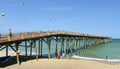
[0,0,120,38]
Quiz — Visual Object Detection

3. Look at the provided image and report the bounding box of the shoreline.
[1,51,120,63]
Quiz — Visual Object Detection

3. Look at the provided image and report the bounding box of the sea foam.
[71,55,120,62]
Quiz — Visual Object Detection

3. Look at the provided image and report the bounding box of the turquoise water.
[79,39,120,59]
[8,39,120,60]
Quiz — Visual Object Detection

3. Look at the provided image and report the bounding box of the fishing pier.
[0,31,110,65]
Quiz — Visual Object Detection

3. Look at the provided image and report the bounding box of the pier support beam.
[30,41,33,56]
[15,42,20,65]
[41,39,43,57]
[70,37,73,58]
[64,38,66,57]
[78,38,80,54]
[25,41,27,56]
[6,45,8,56]
[62,37,65,54]
[47,38,51,59]
[83,37,86,49]
[76,39,78,55]
[34,40,38,61]
[38,39,41,57]
[56,37,59,58]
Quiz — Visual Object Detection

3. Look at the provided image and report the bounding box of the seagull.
[20,3,25,7]
[22,3,25,6]
[49,17,53,21]
[1,13,5,16]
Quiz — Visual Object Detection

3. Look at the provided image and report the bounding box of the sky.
[0,0,120,38]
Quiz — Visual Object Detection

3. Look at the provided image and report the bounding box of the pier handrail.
[0,31,110,44]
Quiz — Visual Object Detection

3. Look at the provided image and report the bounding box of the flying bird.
[1,13,5,16]
[22,3,25,6]
[20,3,25,7]
[49,17,53,21]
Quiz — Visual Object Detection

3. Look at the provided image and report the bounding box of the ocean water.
[78,39,120,60]
[7,39,120,61]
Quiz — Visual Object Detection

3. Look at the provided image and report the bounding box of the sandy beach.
[0,51,120,69]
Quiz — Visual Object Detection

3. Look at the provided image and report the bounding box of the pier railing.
[0,31,110,44]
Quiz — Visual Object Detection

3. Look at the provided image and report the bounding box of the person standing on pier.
[9,29,12,37]
[8,29,12,41]
[0,33,1,38]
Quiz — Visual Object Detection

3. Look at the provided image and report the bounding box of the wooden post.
[64,38,66,57]
[94,39,97,45]
[6,45,8,56]
[41,39,43,57]
[16,42,20,65]
[87,38,90,47]
[86,38,88,48]
[62,37,64,54]
[61,37,63,54]
[56,37,59,58]
[74,39,76,55]
[78,38,80,54]
[84,37,86,49]
[47,38,51,59]
[72,39,74,53]
[66,38,68,55]
[76,39,78,55]
[38,39,40,57]
[70,37,73,57]
[34,40,38,61]
[30,41,32,56]
[25,41,27,56]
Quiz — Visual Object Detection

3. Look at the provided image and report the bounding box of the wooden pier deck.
[0,31,111,65]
